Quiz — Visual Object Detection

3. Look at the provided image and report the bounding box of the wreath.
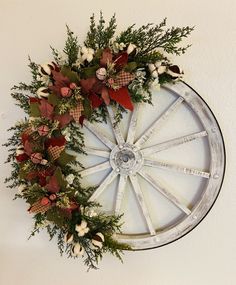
[4,13,193,270]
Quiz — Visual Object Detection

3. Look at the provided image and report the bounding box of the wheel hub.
[110,143,143,175]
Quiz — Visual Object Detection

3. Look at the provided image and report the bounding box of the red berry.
[61,87,72,97]
[40,197,51,206]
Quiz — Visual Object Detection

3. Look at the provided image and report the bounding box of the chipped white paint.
[82,81,225,250]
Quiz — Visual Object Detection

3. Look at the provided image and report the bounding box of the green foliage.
[84,12,117,49]
[63,25,79,67]
[116,18,194,58]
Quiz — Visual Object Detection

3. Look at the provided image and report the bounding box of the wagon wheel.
[76,81,225,250]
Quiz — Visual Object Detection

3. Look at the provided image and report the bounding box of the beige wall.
[0,0,235,284]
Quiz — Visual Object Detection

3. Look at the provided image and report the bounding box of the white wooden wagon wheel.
[76,81,225,250]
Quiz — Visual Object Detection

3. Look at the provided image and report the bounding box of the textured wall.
[0,0,235,284]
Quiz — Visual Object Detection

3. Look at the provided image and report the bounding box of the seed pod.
[91,232,105,249]
[167,65,183,79]
[72,243,84,256]
[127,43,136,55]
[36,87,50,98]
[39,62,58,76]
[64,232,74,244]
[16,145,24,156]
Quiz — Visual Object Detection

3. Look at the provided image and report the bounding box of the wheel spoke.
[79,161,110,177]
[89,170,118,201]
[114,175,127,215]
[107,106,125,145]
[126,104,139,144]
[144,159,210,178]
[135,97,184,148]
[84,120,115,149]
[84,147,110,158]
[139,170,191,215]
[129,175,156,235]
[142,131,208,156]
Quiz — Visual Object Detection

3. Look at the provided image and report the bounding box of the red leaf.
[38,168,55,186]
[29,97,40,103]
[101,87,110,105]
[108,87,134,111]
[114,52,128,70]
[45,136,66,148]
[45,175,60,193]
[21,133,30,145]
[79,115,85,126]
[54,113,73,128]
[24,140,33,156]
[49,70,70,96]
[88,92,103,109]
[80,77,97,94]
[100,48,113,66]
[16,153,28,162]
[39,99,54,119]
[26,171,38,181]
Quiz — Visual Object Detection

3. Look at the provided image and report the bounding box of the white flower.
[112,42,126,53]
[148,61,167,78]
[40,159,48,165]
[66,174,75,185]
[150,78,160,91]
[18,184,27,193]
[72,243,84,257]
[75,220,90,237]
[36,74,50,85]
[157,65,166,74]
[81,47,95,63]
[148,63,158,78]
[57,52,68,65]
[135,68,146,80]
[127,43,136,55]
[61,128,71,141]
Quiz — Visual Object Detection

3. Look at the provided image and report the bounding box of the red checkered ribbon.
[115,71,135,87]
[23,126,33,135]
[29,201,51,214]
[69,102,84,123]
[48,145,65,161]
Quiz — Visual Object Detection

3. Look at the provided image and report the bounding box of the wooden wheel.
[76,81,225,250]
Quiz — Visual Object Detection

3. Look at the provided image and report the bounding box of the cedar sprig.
[116,18,194,57]
[84,12,117,50]
[64,25,79,67]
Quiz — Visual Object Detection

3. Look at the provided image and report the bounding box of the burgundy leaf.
[39,99,54,119]
[100,48,113,66]
[88,92,103,109]
[54,113,73,128]
[45,175,60,193]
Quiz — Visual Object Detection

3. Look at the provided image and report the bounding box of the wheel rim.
[76,81,225,250]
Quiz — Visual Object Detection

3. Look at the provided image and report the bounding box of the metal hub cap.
[110,143,143,175]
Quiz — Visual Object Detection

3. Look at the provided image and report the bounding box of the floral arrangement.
[4,13,193,269]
